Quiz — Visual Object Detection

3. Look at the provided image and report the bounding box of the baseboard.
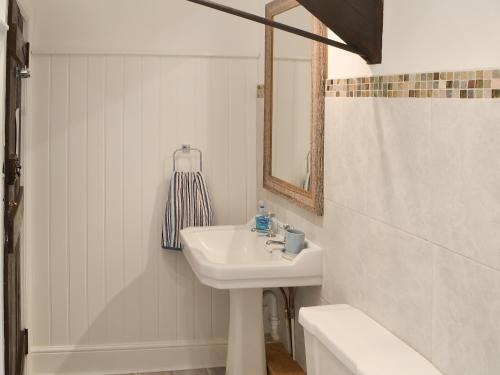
[29,339,227,375]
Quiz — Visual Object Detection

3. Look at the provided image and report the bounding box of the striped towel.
[162,171,214,250]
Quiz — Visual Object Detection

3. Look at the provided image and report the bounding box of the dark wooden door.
[4,0,29,374]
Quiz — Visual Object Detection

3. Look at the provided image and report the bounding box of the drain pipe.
[280,287,296,359]
[289,288,296,360]
[263,290,280,341]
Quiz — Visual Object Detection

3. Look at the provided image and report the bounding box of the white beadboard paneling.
[29,54,257,354]
[194,281,213,340]
[211,288,229,339]
[30,55,51,346]
[228,60,248,225]
[49,55,70,345]
[157,57,180,341]
[122,56,143,341]
[193,60,214,339]
[158,250,178,340]
[68,55,89,343]
[207,58,230,225]
[245,61,258,221]
[177,255,195,340]
[86,55,107,343]
[177,59,197,154]
[104,56,126,342]
[141,56,161,340]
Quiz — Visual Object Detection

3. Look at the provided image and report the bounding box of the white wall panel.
[68,55,89,344]
[30,55,51,346]
[228,60,248,225]
[29,54,258,353]
[86,56,107,344]
[104,56,126,343]
[122,56,143,342]
[140,56,161,341]
[49,56,70,345]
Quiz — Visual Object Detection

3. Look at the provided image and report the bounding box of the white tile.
[321,201,369,308]
[362,217,434,359]
[325,98,371,213]
[433,248,500,375]
[428,100,500,271]
[366,98,431,238]
[294,286,324,370]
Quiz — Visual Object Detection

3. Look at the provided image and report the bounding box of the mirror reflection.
[272,6,312,190]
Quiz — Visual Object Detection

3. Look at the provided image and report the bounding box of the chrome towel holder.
[172,144,203,172]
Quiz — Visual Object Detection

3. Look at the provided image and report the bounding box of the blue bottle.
[255,201,269,231]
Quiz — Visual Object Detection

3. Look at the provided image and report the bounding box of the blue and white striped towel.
[162,171,214,250]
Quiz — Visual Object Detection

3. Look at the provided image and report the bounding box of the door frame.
[2,0,31,374]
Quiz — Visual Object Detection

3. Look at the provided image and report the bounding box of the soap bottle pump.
[255,201,270,231]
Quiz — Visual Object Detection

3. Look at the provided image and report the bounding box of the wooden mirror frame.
[264,0,327,215]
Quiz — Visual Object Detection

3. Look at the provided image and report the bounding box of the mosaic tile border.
[257,69,500,99]
[326,68,500,99]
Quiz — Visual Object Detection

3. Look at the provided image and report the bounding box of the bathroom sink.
[180,225,323,375]
[180,225,323,289]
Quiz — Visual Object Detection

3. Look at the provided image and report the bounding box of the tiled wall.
[326,68,500,99]
[257,94,500,375]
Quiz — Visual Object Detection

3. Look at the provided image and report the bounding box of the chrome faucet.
[265,222,292,245]
[251,227,274,237]
[266,239,285,246]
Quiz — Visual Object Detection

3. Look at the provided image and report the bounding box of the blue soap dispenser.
[255,201,270,231]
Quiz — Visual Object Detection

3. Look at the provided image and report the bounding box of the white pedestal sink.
[180,225,323,375]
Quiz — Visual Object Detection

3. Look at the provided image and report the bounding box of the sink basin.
[181,225,323,289]
[180,225,323,375]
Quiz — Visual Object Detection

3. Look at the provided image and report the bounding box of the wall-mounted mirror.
[264,0,327,215]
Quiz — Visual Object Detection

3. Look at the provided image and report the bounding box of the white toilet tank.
[299,305,443,375]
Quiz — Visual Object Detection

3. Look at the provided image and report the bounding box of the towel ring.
[173,145,203,172]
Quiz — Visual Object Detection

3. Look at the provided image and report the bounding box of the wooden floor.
[131,342,302,375]
[266,343,305,375]
[133,369,225,375]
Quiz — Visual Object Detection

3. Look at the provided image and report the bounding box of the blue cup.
[285,229,305,255]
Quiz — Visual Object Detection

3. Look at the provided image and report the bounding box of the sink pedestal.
[181,226,323,374]
[226,288,266,375]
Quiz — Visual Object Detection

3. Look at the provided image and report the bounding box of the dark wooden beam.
[184,0,365,58]
[296,0,384,64]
